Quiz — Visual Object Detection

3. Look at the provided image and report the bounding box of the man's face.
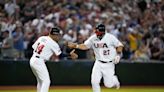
[51,34,61,42]
[95,29,105,39]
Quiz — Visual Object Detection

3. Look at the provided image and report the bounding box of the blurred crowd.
[0,0,164,62]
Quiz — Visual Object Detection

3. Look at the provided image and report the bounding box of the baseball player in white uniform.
[68,24,123,92]
[30,27,77,92]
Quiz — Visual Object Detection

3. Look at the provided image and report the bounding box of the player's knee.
[104,78,120,88]
[43,78,51,85]
[91,79,100,86]
[46,79,51,85]
[104,82,113,88]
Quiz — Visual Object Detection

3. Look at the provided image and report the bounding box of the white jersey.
[32,36,61,61]
[84,33,123,61]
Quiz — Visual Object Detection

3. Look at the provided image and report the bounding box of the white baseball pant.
[30,56,50,92]
[91,60,120,92]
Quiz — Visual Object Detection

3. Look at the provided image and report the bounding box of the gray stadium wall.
[0,59,164,85]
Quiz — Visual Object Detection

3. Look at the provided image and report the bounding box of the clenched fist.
[70,49,78,59]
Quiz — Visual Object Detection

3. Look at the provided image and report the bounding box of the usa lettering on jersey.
[94,43,110,55]
[94,43,108,48]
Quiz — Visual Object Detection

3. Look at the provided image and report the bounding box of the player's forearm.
[68,42,89,50]
[76,44,89,50]
[59,49,78,59]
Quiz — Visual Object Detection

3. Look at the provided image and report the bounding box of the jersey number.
[35,43,45,54]
[103,50,110,55]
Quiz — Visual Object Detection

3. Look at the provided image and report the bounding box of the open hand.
[68,42,77,49]
[70,49,78,59]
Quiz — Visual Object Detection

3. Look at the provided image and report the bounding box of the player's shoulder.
[39,36,47,39]
[38,36,46,40]
[106,32,113,36]
[106,33,117,38]
[38,36,49,42]
[88,34,97,39]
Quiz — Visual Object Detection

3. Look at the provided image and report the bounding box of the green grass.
[0,87,164,92]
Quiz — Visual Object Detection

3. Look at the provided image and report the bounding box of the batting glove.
[113,55,121,64]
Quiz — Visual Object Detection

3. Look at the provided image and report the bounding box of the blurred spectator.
[137,0,147,13]
[22,2,35,24]
[150,37,164,60]
[1,30,16,59]
[132,42,151,62]
[42,22,54,36]
[75,33,88,59]
[0,0,164,61]
[4,0,19,16]
[12,23,25,59]
[122,43,131,59]
[31,15,46,34]
[79,25,91,40]
[127,28,138,53]
[24,26,38,59]
[63,29,77,42]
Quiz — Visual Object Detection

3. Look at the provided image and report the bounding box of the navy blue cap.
[50,27,61,35]
[96,24,105,32]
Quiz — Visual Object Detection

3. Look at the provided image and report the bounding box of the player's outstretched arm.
[58,49,78,60]
[67,42,89,50]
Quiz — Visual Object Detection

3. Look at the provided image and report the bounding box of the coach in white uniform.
[30,27,77,92]
[68,24,123,92]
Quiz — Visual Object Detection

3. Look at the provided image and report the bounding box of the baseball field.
[0,86,164,92]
